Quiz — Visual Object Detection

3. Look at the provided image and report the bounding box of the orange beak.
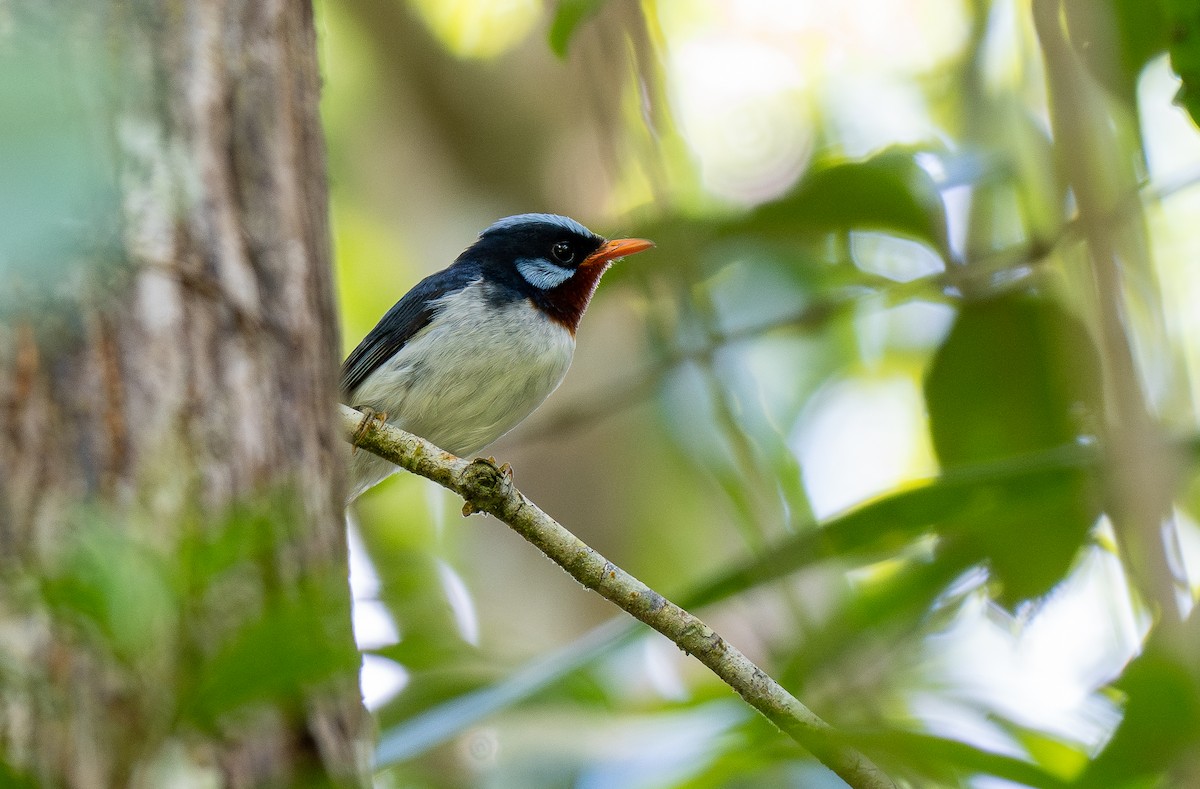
[581,237,655,268]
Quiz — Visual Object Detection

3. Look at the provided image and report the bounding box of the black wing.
[340,268,473,398]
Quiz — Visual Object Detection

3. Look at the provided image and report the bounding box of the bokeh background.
[324,1,1200,786]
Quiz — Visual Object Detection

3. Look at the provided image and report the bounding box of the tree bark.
[0,1,367,786]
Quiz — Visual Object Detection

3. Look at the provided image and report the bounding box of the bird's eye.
[551,241,575,265]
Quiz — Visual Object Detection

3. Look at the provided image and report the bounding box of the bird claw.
[483,457,515,482]
[351,406,388,454]
[460,460,515,517]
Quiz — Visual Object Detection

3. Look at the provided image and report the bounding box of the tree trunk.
[0,1,367,786]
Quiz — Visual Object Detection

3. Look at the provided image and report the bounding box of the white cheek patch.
[516,257,574,290]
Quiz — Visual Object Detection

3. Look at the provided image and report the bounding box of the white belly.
[347,281,575,500]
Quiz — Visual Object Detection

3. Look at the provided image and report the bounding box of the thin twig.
[339,403,895,789]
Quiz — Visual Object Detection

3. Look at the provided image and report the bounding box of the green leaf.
[854,730,1075,788]
[1077,645,1200,787]
[924,294,1104,602]
[686,443,1100,609]
[1065,0,1169,104]
[1166,0,1200,126]
[548,0,607,58]
[177,501,290,590]
[181,580,360,728]
[43,523,178,665]
[729,148,951,258]
[1005,725,1092,782]
[926,295,1101,465]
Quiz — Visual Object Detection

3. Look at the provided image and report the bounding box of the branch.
[339,404,894,789]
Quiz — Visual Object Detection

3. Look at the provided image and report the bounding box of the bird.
[341,213,654,502]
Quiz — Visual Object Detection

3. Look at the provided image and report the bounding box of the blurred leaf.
[375,618,635,767]
[373,443,1109,765]
[855,730,1074,788]
[924,294,1103,602]
[372,661,498,729]
[1077,621,1200,788]
[997,107,1069,246]
[548,0,606,58]
[780,551,975,693]
[964,468,1100,604]
[1006,725,1092,781]
[672,720,817,789]
[364,547,477,671]
[1166,0,1200,126]
[182,579,360,728]
[727,148,951,259]
[178,501,289,588]
[1065,0,1168,104]
[0,758,37,789]
[925,295,1101,465]
[42,522,178,664]
[687,443,1100,609]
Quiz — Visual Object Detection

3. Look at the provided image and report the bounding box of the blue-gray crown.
[482,213,595,239]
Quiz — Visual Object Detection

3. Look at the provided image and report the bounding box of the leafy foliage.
[1063,0,1200,130]
[925,295,1103,602]
[729,148,951,258]
[1076,621,1200,787]
[37,501,359,742]
[321,0,1200,786]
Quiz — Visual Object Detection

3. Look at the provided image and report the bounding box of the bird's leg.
[351,406,388,454]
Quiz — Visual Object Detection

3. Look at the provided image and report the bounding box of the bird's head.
[466,213,654,333]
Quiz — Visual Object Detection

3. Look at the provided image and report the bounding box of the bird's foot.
[485,457,515,483]
[461,458,515,517]
[351,406,388,454]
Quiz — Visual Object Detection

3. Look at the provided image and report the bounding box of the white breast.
[347,280,575,500]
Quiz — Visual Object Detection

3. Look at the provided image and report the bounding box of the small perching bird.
[342,213,654,502]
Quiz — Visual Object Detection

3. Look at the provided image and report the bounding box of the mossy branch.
[339,404,894,789]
